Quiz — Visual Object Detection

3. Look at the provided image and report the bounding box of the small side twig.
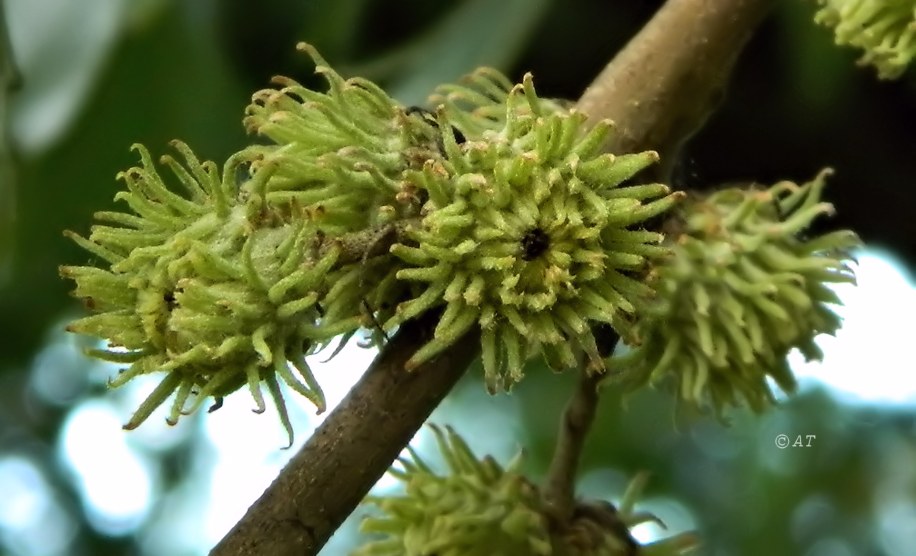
[542,365,606,523]
[320,217,420,265]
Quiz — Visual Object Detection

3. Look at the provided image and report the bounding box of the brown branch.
[542,368,604,522]
[576,0,774,172]
[210,313,480,556]
[210,0,775,553]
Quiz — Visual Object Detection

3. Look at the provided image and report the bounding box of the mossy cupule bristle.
[354,426,699,556]
[388,70,682,392]
[609,170,860,414]
[61,143,337,445]
[814,0,916,79]
[60,44,425,443]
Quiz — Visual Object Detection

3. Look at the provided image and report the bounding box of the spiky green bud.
[243,43,434,235]
[59,45,428,443]
[354,425,552,556]
[354,426,698,556]
[60,143,337,444]
[388,70,682,392]
[814,0,916,79]
[610,170,860,414]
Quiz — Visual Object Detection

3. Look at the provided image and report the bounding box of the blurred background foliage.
[0,0,914,555]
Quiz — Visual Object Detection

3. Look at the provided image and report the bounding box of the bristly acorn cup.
[609,170,860,415]
[813,0,916,79]
[354,425,699,556]
[387,68,682,392]
[60,44,434,444]
[60,143,335,446]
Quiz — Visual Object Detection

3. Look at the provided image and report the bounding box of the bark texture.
[211,312,479,556]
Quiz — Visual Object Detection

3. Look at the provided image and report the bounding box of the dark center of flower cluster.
[520,228,550,261]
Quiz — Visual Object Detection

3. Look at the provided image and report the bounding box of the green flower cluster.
[388,70,680,392]
[61,45,679,438]
[355,426,698,556]
[814,0,916,79]
[610,170,859,414]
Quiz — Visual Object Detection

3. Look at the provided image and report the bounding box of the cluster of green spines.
[60,45,431,443]
[61,44,682,437]
[611,170,860,414]
[355,425,551,556]
[388,69,681,392]
[814,0,916,79]
[244,43,435,234]
[242,43,440,347]
[60,143,344,444]
[355,426,699,556]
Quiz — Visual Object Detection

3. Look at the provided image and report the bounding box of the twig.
[321,218,420,265]
[542,367,605,523]
[549,0,774,528]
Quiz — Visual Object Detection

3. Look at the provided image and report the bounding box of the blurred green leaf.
[299,0,374,59]
[6,0,128,154]
[0,0,247,368]
[1,0,19,287]
[354,0,553,105]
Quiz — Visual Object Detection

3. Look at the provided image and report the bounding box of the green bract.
[243,43,432,236]
[814,0,916,79]
[610,170,860,414]
[241,43,439,349]
[388,69,681,392]
[354,426,698,556]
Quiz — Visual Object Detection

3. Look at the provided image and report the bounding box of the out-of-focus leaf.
[357,0,552,105]
[4,0,167,156]
[1,0,19,287]
[6,0,127,155]
[0,0,248,369]
[298,0,373,59]
[776,0,853,122]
